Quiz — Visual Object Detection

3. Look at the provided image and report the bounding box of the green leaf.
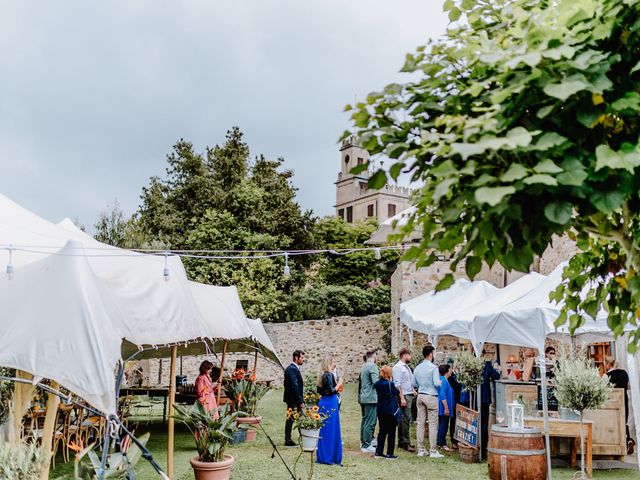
[475,186,516,206]
[389,162,405,181]
[449,6,462,21]
[631,60,640,74]
[500,163,528,182]
[534,133,569,150]
[611,92,640,113]
[435,273,455,292]
[506,127,533,147]
[544,202,573,224]
[367,170,388,189]
[523,174,558,186]
[434,177,457,201]
[465,256,482,278]
[350,162,369,175]
[590,190,626,213]
[543,75,592,100]
[537,105,555,119]
[533,159,563,174]
[431,159,458,177]
[595,144,640,173]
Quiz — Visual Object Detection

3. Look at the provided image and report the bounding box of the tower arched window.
[344,155,350,165]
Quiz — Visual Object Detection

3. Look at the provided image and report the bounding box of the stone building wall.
[136,315,388,389]
[390,235,579,353]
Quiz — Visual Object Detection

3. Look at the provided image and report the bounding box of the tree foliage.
[347,0,640,345]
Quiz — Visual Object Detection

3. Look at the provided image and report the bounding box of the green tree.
[313,216,398,286]
[137,127,316,320]
[347,0,640,345]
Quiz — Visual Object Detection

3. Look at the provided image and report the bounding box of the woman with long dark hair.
[195,360,219,419]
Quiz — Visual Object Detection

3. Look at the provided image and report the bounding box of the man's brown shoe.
[402,445,416,452]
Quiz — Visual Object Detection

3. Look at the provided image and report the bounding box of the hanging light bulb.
[283,253,291,279]
[163,252,170,282]
[6,246,14,280]
[374,248,382,260]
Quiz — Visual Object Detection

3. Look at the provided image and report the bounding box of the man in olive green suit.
[359,351,379,453]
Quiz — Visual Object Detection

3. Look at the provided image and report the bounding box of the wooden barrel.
[488,425,546,480]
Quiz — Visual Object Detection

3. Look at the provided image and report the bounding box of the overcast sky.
[0,1,448,230]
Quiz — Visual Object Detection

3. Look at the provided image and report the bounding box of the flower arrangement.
[553,346,612,480]
[457,351,484,393]
[224,371,269,417]
[288,405,329,430]
[303,375,320,405]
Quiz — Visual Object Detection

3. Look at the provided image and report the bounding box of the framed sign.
[454,404,479,449]
[537,384,558,411]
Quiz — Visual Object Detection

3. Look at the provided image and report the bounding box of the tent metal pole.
[477,384,482,461]
[217,341,228,406]
[167,345,178,480]
[38,380,60,480]
[539,353,553,480]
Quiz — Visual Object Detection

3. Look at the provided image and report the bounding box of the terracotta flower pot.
[236,416,261,442]
[190,454,234,480]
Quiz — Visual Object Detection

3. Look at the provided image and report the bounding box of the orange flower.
[312,406,319,412]
[249,373,257,382]
[67,440,84,453]
[237,393,243,406]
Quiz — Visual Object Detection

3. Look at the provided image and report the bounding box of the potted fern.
[554,347,612,480]
[174,404,239,480]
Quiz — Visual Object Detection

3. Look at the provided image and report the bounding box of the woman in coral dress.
[195,360,219,419]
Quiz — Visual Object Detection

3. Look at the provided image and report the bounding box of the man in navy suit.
[283,350,305,446]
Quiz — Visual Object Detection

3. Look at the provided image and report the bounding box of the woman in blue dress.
[316,354,343,465]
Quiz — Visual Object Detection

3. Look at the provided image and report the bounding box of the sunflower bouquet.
[288,405,329,430]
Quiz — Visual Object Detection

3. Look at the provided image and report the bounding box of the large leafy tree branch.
[347,0,640,346]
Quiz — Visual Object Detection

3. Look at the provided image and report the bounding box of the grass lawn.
[52,384,640,479]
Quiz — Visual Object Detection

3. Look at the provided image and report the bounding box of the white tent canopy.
[0,241,122,415]
[400,278,499,341]
[249,318,283,368]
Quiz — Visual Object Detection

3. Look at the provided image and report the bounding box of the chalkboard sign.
[454,404,479,448]
[537,384,558,411]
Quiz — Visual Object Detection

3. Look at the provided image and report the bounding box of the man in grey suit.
[359,351,379,453]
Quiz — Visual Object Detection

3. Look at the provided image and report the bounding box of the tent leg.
[477,384,482,461]
[539,354,553,480]
[39,381,60,480]
[10,370,34,445]
[253,346,259,376]
[217,341,228,407]
[167,346,177,480]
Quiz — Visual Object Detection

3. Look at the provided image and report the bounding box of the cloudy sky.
[0,1,448,230]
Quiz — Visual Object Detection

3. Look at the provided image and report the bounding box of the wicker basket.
[458,443,479,464]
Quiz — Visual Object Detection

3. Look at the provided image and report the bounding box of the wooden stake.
[167,346,178,479]
[39,381,60,480]
[216,341,228,406]
[253,345,259,377]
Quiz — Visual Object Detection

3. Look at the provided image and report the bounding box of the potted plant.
[554,347,612,480]
[455,351,485,463]
[174,403,239,480]
[224,371,270,442]
[288,405,328,452]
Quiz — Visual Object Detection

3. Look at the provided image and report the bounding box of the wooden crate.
[582,389,625,459]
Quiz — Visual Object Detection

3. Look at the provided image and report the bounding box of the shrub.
[0,440,43,479]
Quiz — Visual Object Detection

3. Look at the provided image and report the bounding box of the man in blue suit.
[284,350,305,446]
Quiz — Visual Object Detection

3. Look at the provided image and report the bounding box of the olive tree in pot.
[174,404,240,480]
[224,374,270,442]
[554,347,612,480]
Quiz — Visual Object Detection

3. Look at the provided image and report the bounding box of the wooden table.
[524,417,593,477]
[120,387,170,422]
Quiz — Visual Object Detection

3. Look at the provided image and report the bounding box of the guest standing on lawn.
[413,346,443,458]
[437,364,454,451]
[480,352,500,458]
[283,350,305,447]
[317,354,343,465]
[392,348,416,452]
[359,351,379,453]
[448,366,462,449]
[195,360,219,419]
[373,365,399,459]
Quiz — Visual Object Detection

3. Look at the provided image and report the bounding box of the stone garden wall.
[137,314,388,389]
